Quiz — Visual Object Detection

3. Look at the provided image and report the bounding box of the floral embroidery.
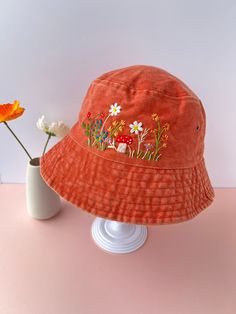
[129,121,143,134]
[107,120,126,137]
[81,103,169,161]
[109,103,121,116]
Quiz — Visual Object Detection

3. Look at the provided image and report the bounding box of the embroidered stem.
[137,151,142,158]
[148,152,154,160]
[142,150,148,159]
[100,113,111,135]
[137,128,149,154]
[88,120,93,146]
[137,133,141,154]
[154,119,162,154]
[89,113,100,146]
[128,145,132,156]
[155,153,161,161]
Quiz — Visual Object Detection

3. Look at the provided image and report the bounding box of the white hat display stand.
[91,217,148,254]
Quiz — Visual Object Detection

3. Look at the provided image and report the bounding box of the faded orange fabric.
[40,65,214,224]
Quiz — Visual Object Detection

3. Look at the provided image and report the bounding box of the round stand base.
[91,217,148,254]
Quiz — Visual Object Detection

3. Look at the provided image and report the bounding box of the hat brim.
[40,135,214,225]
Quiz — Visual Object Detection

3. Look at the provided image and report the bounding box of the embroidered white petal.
[129,120,143,134]
[109,103,121,116]
[138,126,143,132]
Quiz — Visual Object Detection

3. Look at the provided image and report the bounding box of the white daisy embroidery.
[129,121,143,134]
[109,103,121,116]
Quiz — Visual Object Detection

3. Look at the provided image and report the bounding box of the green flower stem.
[100,113,111,135]
[88,114,99,146]
[3,121,32,160]
[154,132,159,154]
[154,119,162,154]
[149,152,154,160]
[42,134,51,156]
[88,120,93,147]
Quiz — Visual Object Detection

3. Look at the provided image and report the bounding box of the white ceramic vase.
[26,157,61,219]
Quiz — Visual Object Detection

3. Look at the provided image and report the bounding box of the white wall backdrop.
[0,0,235,186]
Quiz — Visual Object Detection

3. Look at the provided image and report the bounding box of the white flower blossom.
[109,103,121,116]
[129,121,143,134]
[48,121,70,138]
[37,115,70,138]
[36,115,48,132]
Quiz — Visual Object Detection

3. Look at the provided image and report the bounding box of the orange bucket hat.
[40,65,214,224]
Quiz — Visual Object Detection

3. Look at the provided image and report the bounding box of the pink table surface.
[0,185,235,314]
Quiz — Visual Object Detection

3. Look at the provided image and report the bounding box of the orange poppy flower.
[0,100,25,123]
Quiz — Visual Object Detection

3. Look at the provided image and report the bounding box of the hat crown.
[97,65,198,99]
[72,65,206,169]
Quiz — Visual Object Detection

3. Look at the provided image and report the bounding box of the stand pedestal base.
[91,217,148,254]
